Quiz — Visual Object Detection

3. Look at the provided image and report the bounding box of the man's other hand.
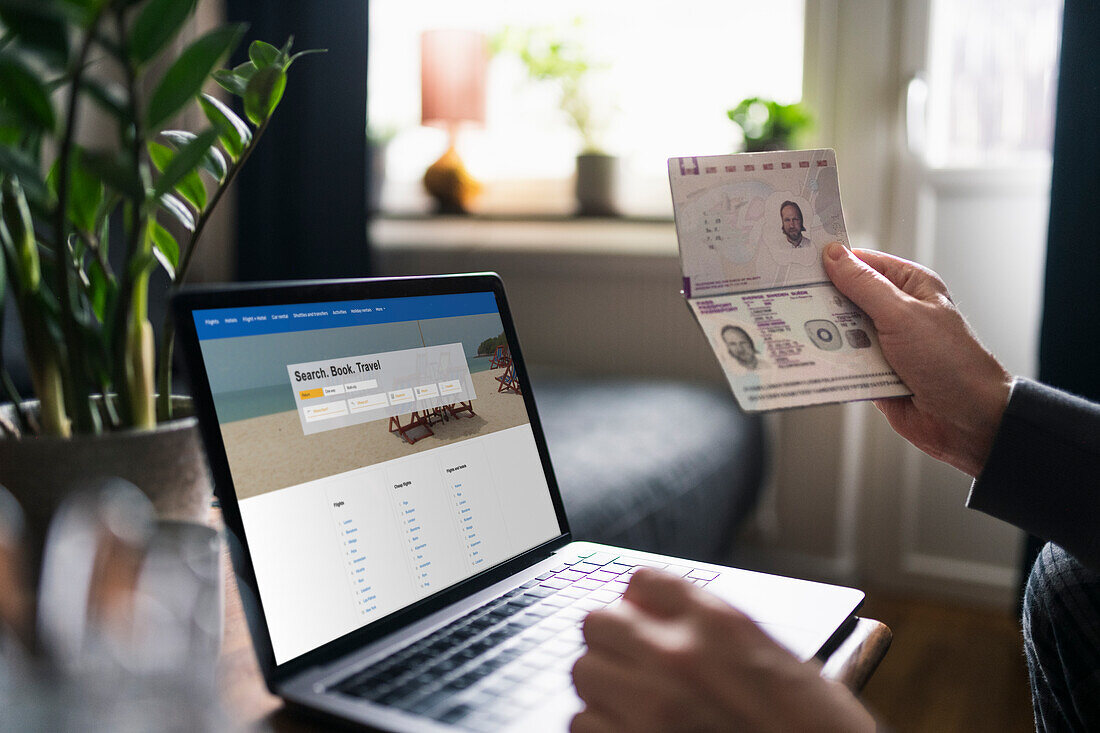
[570,569,876,733]
[822,243,1012,477]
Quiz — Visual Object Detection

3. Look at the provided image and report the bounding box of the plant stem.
[109,9,149,429]
[155,115,272,421]
[52,17,104,435]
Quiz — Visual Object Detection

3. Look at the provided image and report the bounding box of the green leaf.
[0,52,56,130]
[231,60,257,82]
[150,141,207,211]
[80,149,143,199]
[47,150,103,232]
[86,255,114,322]
[145,23,246,131]
[157,192,194,231]
[0,5,69,66]
[212,68,247,97]
[150,219,178,279]
[248,39,279,69]
[129,0,197,65]
[151,127,215,201]
[173,168,206,211]
[199,93,250,160]
[0,146,48,202]
[147,140,173,172]
[243,65,285,125]
[159,127,227,181]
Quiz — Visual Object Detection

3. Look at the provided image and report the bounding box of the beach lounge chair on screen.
[496,361,521,395]
[489,345,510,370]
[388,411,434,444]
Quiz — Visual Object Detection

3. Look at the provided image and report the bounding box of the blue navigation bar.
[193,292,498,340]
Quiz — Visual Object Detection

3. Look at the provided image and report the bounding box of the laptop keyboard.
[330,550,721,729]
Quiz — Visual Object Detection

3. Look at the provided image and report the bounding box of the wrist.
[958,371,1013,476]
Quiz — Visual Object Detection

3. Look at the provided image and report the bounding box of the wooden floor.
[858,591,1034,733]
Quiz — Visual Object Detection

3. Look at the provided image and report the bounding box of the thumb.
[822,242,906,326]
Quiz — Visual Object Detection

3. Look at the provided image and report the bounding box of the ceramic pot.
[0,398,213,545]
[574,153,620,217]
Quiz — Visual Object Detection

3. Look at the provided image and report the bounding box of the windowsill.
[370,213,680,258]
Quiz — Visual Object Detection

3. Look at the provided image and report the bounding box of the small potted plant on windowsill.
[493,22,618,216]
[0,0,319,553]
[728,97,814,152]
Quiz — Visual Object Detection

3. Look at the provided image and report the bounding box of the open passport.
[668,149,911,412]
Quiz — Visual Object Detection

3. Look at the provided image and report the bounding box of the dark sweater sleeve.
[967,378,1100,570]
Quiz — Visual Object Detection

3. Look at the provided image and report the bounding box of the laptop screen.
[191,291,562,664]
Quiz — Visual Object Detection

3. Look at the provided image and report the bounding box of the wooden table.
[219,555,892,731]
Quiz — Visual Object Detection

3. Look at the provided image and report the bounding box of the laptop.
[172,272,864,731]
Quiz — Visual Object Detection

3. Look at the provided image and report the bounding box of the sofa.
[529,371,766,564]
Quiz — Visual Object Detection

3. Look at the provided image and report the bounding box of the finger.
[572,652,665,729]
[822,243,910,326]
[581,603,661,661]
[621,568,698,618]
[570,707,617,733]
[850,248,950,301]
[574,648,719,733]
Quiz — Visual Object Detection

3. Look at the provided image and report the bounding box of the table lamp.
[420,29,487,213]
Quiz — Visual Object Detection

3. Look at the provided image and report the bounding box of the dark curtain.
[1019,0,1100,595]
[224,0,371,281]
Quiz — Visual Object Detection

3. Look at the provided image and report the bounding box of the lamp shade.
[420,29,488,127]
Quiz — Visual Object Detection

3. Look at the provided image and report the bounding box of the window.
[925,0,1063,167]
[369,1,804,216]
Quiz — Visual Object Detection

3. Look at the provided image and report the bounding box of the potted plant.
[0,0,318,544]
[728,97,814,152]
[493,22,618,216]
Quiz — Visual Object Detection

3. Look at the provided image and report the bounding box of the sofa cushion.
[528,375,766,563]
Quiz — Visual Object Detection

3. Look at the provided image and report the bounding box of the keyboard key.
[510,685,549,708]
[607,581,629,593]
[584,552,619,566]
[540,594,572,608]
[522,626,556,643]
[575,578,604,590]
[604,563,634,575]
[688,569,719,581]
[535,572,555,581]
[588,590,620,604]
[665,565,693,577]
[556,569,586,582]
[572,562,602,574]
[507,615,540,629]
[539,616,575,632]
[588,570,620,583]
[541,577,571,589]
[524,586,556,598]
[558,585,589,599]
[434,703,473,724]
[621,556,667,569]
[550,564,569,573]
